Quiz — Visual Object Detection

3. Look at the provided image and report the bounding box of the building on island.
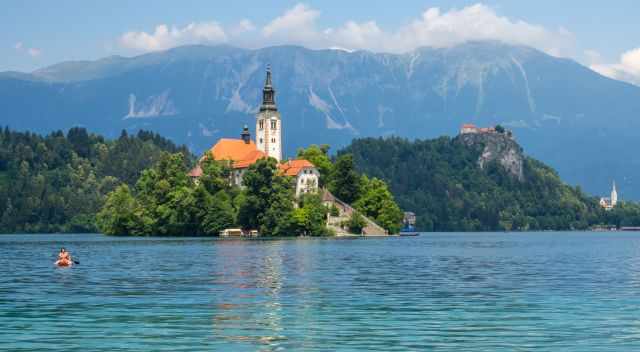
[189,65,391,236]
[279,159,319,197]
[188,66,319,197]
[599,181,618,210]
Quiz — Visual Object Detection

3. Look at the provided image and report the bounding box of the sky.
[2,0,640,85]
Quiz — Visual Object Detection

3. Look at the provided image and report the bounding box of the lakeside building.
[599,181,618,210]
[189,66,319,197]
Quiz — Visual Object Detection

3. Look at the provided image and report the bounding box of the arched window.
[271,120,277,129]
[259,120,264,130]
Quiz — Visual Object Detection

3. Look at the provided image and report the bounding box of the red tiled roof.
[206,138,268,169]
[232,149,267,169]
[210,138,259,161]
[278,159,315,176]
[462,124,477,129]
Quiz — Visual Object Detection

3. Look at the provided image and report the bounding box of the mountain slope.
[342,134,627,231]
[1,41,640,198]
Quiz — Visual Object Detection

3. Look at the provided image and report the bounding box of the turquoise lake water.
[2,232,640,351]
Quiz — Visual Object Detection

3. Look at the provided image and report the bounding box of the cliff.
[343,136,609,231]
[455,132,524,181]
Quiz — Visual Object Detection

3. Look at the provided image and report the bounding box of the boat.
[399,226,420,236]
[55,260,73,267]
[399,232,419,237]
[219,228,260,237]
[399,212,420,236]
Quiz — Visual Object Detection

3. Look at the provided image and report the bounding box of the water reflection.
[211,241,287,349]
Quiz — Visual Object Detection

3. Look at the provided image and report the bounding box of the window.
[259,138,263,144]
[271,120,277,129]
[259,120,264,130]
[271,138,275,143]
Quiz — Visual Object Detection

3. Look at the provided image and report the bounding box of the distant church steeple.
[611,181,618,206]
[256,65,282,161]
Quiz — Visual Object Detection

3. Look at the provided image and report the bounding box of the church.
[599,181,618,210]
[189,66,320,197]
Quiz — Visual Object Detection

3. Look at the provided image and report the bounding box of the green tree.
[329,154,361,204]
[354,175,403,233]
[96,184,138,235]
[292,193,329,236]
[195,187,235,235]
[199,152,231,195]
[238,158,296,236]
[345,211,367,234]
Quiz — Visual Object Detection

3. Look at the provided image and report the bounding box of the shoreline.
[3,229,640,238]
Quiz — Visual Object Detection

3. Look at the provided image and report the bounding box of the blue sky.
[2,1,639,84]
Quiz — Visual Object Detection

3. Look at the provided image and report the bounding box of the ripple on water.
[2,232,640,351]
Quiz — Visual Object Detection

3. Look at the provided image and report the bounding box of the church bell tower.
[256,65,282,161]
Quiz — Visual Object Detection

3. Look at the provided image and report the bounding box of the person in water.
[55,248,73,266]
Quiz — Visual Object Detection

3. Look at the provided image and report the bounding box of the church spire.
[260,64,277,112]
[611,180,618,206]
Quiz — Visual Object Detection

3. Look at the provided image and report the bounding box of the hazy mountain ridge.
[1,41,640,198]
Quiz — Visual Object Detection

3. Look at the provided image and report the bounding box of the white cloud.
[116,3,574,57]
[262,3,321,44]
[258,3,573,55]
[389,5,573,55]
[236,19,255,33]
[120,22,227,51]
[590,48,640,86]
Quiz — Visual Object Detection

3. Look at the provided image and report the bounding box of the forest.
[0,127,191,233]
[3,127,639,234]
[0,127,401,235]
[343,136,640,231]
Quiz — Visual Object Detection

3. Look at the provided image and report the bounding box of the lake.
[2,232,640,351]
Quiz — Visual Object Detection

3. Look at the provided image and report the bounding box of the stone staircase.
[322,189,387,236]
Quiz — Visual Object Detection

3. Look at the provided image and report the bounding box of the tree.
[238,158,296,236]
[329,154,361,204]
[495,125,506,134]
[354,175,403,233]
[344,211,367,234]
[67,127,91,158]
[199,152,231,195]
[196,188,235,235]
[293,193,329,236]
[96,185,138,235]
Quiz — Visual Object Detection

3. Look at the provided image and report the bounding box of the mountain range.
[1,41,639,199]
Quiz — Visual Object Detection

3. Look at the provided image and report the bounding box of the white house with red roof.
[189,67,319,197]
